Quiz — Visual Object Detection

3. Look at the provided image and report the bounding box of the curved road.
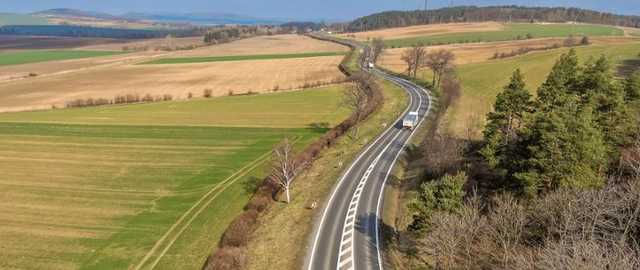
[305,45,433,270]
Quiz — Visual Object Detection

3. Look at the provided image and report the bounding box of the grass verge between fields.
[141,51,348,65]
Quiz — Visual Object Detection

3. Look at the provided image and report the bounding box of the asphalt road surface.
[305,50,433,270]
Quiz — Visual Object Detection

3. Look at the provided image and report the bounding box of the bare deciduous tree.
[425,49,456,88]
[488,194,527,267]
[418,194,487,270]
[270,138,303,204]
[440,70,462,111]
[622,137,640,177]
[401,44,427,78]
[341,73,373,138]
[371,37,385,63]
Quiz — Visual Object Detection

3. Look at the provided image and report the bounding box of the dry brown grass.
[0,35,348,112]
[379,37,640,73]
[338,22,504,41]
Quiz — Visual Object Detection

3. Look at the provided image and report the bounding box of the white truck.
[402,112,419,130]
[368,62,375,69]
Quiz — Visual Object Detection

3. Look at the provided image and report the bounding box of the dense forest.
[0,25,201,39]
[398,50,640,269]
[347,6,640,32]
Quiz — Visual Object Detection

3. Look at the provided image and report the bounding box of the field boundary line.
[133,151,271,270]
[147,137,303,269]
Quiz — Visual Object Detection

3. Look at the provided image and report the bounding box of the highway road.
[305,43,433,270]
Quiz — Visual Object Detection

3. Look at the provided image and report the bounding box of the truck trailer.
[402,112,419,130]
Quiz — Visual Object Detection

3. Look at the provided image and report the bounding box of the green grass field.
[0,50,123,66]
[0,13,50,26]
[141,51,348,65]
[384,23,624,48]
[0,86,349,270]
[440,42,640,137]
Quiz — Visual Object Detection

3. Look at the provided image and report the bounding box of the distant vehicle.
[402,112,419,130]
[368,62,375,69]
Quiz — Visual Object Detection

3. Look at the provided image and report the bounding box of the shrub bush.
[202,247,246,270]
[204,89,213,98]
[220,210,259,247]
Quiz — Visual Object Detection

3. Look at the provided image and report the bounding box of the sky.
[3,0,639,21]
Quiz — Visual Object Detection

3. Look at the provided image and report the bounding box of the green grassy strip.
[0,50,124,66]
[141,51,348,65]
[384,23,624,48]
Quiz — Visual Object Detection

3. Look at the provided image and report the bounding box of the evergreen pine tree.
[624,71,640,102]
[409,173,467,233]
[481,69,532,181]
[536,49,579,111]
[580,56,634,151]
[515,101,607,197]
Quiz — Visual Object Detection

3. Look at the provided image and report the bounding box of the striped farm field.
[0,86,349,270]
[381,23,624,48]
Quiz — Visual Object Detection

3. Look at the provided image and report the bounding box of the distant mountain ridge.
[30,8,288,26]
[124,12,288,25]
[347,5,640,32]
[33,8,125,21]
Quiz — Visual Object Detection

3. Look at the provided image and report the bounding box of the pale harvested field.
[619,26,640,37]
[0,56,345,112]
[0,50,165,82]
[79,34,348,55]
[338,22,504,41]
[0,34,348,112]
[78,36,206,51]
[170,34,348,57]
[379,36,639,73]
[0,37,207,82]
[0,35,345,83]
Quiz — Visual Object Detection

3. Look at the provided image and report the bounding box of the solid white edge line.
[374,73,433,270]
[305,63,414,270]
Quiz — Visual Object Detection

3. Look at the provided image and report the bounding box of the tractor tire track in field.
[134,137,301,270]
[134,152,269,270]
